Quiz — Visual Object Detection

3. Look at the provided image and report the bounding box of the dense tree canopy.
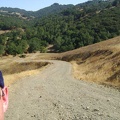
[0,0,120,55]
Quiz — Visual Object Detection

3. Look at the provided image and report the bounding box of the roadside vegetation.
[0,56,50,86]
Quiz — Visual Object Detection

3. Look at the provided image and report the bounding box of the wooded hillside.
[0,0,120,55]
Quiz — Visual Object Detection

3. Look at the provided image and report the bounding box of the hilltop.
[0,3,73,18]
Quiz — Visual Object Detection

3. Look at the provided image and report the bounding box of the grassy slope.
[60,36,120,88]
[0,36,120,88]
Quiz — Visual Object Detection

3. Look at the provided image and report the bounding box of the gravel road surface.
[5,60,120,120]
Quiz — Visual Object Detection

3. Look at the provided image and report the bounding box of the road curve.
[5,60,120,120]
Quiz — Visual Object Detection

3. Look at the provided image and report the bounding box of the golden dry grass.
[59,36,120,88]
[0,30,10,35]
[4,70,40,87]
[0,55,50,87]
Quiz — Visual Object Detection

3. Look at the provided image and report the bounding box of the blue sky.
[0,0,88,11]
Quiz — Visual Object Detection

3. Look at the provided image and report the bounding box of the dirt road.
[5,60,120,120]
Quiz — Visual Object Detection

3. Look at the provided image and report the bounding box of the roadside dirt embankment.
[60,36,120,88]
[0,56,50,86]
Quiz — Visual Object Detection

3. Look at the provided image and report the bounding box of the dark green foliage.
[112,0,120,6]
[0,35,7,45]
[28,38,41,53]
[0,0,120,55]
[19,54,26,58]
[6,39,28,55]
[34,3,73,18]
[32,0,120,52]
[0,15,28,30]
[0,45,5,55]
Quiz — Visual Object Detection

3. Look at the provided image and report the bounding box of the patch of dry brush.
[0,56,49,86]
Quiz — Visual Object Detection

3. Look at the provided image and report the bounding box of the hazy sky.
[0,0,88,11]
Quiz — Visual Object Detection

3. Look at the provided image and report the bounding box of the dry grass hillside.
[0,36,120,89]
[59,36,120,88]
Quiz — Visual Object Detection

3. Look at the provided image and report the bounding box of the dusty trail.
[5,60,120,120]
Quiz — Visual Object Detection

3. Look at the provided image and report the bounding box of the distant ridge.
[34,3,74,17]
[0,3,74,18]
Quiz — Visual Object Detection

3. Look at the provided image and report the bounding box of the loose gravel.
[5,60,120,120]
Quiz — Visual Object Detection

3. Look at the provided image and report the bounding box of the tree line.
[0,0,120,55]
